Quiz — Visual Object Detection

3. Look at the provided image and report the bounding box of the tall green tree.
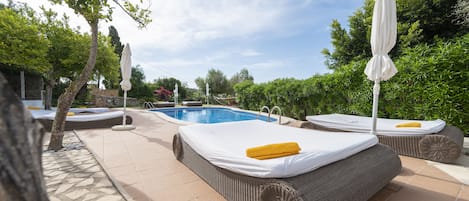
[322,0,465,70]
[151,77,187,100]
[397,0,464,40]
[0,8,50,73]
[40,8,119,109]
[230,68,254,87]
[127,66,152,99]
[321,19,354,70]
[94,34,120,89]
[47,0,151,151]
[108,25,124,58]
[41,8,75,109]
[195,69,230,96]
[103,25,124,89]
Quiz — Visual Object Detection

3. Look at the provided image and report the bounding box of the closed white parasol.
[174,83,178,105]
[113,43,136,131]
[365,0,398,135]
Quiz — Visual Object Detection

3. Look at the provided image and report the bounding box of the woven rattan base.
[173,134,401,201]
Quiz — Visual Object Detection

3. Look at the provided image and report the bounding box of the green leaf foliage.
[150,77,188,101]
[94,34,120,85]
[235,34,468,134]
[323,0,466,70]
[195,69,231,96]
[0,8,50,73]
[127,65,153,100]
[108,25,124,58]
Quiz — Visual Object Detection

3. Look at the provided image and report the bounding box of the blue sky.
[5,0,364,88]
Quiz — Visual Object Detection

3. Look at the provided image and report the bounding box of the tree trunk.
[45,83,52,110]
[97,73,100,89]
[0,72,49,201]
[44,75,55,110]
[48,21,99,151]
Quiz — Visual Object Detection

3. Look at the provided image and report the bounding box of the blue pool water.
[150,107,276,124]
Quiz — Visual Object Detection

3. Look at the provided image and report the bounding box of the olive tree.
[47,0,151,150]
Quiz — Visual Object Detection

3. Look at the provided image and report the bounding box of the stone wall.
[95,95,138,107]
[90,88,118,97]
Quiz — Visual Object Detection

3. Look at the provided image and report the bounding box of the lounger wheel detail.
[260,182,303,201]
[172,134,183,160]
[419,135,461,163]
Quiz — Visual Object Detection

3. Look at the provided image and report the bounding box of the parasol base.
[112,125,136,131]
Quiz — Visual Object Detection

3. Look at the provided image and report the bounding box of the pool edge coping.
[145,105,293,125]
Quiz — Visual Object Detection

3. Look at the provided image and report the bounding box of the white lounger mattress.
[68,107,110,113]
[179,120,378,178]
[31,110,124,122]
[306,113,446,136]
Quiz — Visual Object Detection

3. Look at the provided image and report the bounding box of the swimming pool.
[150,107,276,124]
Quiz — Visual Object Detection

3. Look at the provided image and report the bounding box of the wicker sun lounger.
[299,121,464,163]
[37,114,132,131]
[182,101,203,106]
[154,101,175,108]
[173,133,401,201]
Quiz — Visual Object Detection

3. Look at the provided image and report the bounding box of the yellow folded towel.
[246,142,301,160]
[67,112,75,116]
[27,106,41,110]
[395,122,421,128]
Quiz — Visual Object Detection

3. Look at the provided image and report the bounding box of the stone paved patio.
[42,132,126,201]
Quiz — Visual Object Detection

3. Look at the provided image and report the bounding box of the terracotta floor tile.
[202,191,226,201]
[123,183,149,201]
[120,133,150,142]
[369,188,395,201]
[115,172,140,186]
[127,147,172,161]
[85,142,104,158]
[127,144,171,155]
[399,156,427,173]
[458,185,469,201]
[136,160,171,172]
[418,165,460,184]
[370,181,402,201]
[142,170,200,193]
[102,136,124,145]
[387,183,456,201]
[393,167,417,184]
[134,161,187,179]
[102,153,133,168]
[407,174,461,197]
[107,165,136,177]
[146,180,222,201]
[144,150,174,160]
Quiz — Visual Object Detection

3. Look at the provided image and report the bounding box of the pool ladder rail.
[257,106,282,124]
[143,102,155,109]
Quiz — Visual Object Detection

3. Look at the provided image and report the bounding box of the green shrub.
[234,34,468,134]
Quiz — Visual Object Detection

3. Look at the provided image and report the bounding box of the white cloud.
[139,61,211,88]
[4,0,291,51]
[240,49,262,57]
[142,59,205,68]
[249,60,285,70]
[107,0,291,51]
